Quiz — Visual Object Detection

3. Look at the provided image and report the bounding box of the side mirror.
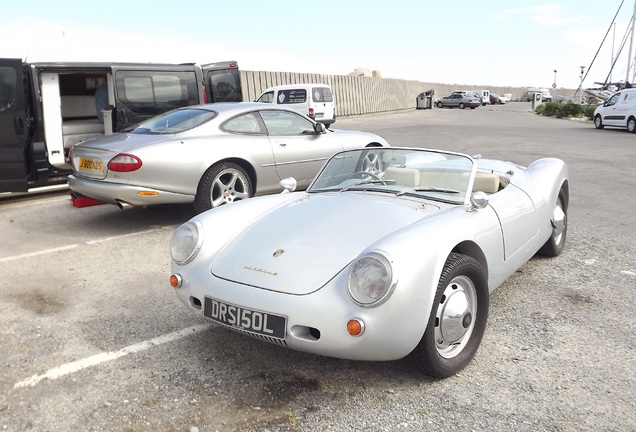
[313,122,326,134]
[279,177,297,194]
[468,191,489,212]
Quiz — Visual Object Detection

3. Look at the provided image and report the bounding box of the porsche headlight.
[170,221,203,265]
[347,252,395,307]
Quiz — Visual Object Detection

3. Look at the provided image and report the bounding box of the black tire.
[436,101,444,108]
[628,117,636,133]
[193,162,252,213]
[594,115,604,130]
[410,253,489,378]
[538,189,567,257]
[459,103,466,109]
[470,106,476,109]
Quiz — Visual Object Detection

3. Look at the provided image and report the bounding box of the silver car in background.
[435,93,481,109]
[68,102,389,212]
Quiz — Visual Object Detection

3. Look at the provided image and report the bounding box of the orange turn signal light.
[138,191,159,196]
[347,318,365,336]
[169,274,182,288]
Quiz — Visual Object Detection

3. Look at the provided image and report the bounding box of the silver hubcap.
[211,168,250,207]
[552,200,566,245]
[361,151,382,173]
[435,275,477,358]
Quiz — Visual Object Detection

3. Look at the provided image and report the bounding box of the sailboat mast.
[626,0,636,84]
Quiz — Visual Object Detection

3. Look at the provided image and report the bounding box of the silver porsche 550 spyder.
[169,147,569,378]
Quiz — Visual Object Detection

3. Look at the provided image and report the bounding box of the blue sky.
[0,0,633,89]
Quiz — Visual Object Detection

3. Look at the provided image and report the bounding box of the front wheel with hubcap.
[194,162,252,213]
[459,102,466,109]
[628,117,636,133]
[410,253,489,378]
[594,115,604,129]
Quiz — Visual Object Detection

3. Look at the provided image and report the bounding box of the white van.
[593,88,636,133]
[472,89,490,106]
[256,83,336,127]
[525,87,553,102]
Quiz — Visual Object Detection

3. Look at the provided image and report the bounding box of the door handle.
[277,141,287,147]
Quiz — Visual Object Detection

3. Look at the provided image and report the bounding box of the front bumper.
[170,264,432,362]
[68,175,195,207]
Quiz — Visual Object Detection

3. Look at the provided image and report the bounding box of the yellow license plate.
[78,157,104,173]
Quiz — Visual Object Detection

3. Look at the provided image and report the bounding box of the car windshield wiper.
[340,178,394,192]
[397,186,460,195]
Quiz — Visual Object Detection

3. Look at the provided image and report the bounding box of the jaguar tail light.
[108,154,142,172]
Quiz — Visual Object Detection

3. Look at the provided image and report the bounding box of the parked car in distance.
[593,88,636,132]
[169,147,569,378]
[525,87,553,102]
[489,93,509,104]
[68,102,389,213]
[436,93,481,109]
[255,83,336,127]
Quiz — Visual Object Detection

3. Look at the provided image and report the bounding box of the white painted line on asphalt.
[85,227,168,245]
[14,324,209,389]
[0,244,79,263]
[0,195,69,208]
[0,227,172,263]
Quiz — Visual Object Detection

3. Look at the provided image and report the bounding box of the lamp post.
[579,66,585,105]
[553,69,557,100]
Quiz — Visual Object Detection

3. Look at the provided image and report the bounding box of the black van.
[0,59,242,193]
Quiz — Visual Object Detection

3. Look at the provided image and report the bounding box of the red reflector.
[108,154,142,172]
[309,108,314,117]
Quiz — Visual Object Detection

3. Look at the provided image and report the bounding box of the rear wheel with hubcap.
[538,189,568,257]
[410,253,489,378]
[194,162,252,213]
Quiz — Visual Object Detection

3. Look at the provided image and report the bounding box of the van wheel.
[594,115,604,129]
[194,162,252,213]
[628,117,636,133]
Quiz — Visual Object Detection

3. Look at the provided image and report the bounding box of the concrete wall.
[240,70,575,117]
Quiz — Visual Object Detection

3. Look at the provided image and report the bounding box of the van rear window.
[312,87,333,102]
[277,89,306,104]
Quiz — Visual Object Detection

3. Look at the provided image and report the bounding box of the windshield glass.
[129,108,217,134]
[308,148,476,204]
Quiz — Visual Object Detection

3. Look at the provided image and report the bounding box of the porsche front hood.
[210,193,439,295]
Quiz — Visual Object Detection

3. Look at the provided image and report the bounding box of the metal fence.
[240,70,572,117]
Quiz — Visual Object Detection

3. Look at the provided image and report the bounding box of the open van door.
[201,61,243,103]
[0,58,29,192]
[111,64,203,132]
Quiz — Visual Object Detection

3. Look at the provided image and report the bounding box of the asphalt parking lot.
[1,102,635,432]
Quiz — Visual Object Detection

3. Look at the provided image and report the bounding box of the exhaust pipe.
[115,200,133,210]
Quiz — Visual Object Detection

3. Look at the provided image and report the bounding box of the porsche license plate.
[78,157,105,174]
[203,297,286,339]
